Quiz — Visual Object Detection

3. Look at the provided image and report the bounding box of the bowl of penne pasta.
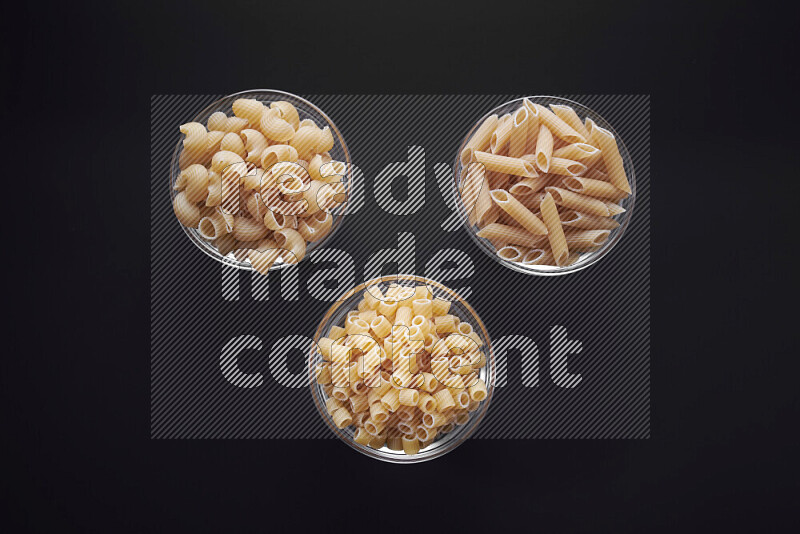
[169,89,352,273]
[454,96,636,275]
[309,275,495,463]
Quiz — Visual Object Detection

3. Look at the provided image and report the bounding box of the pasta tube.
[473,151,539,178]
[564,229,612,252]
[548,157,587,176]
[476,223,547,247]
[460,114,498,164]
[520,248,553,265]
[508,106,530,158]
[559,210,621,231]
[460,162,497,227]
[550,104,592,141]
[544,187,611,217]
[521,98,541,152]
[535,124,554,172]
[490,113,513,154]
[562,176,626,200]
[552,142,602,163]
[497,245,526,262]
[586,118,632,194]
[489,190,548,235]
[312,281,489,455]
[508,176,549,197]
[529,103,586,144]
[539,192,569,266]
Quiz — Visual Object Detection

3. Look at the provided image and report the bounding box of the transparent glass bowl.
[309,275,495,463]
[168,89,352,270]
[453,96,636,276]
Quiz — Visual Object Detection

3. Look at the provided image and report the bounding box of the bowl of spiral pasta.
[454,96,636,275]
[169,90,351,273]
[309,275,495,463]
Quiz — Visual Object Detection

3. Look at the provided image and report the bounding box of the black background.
[5,0,798,532]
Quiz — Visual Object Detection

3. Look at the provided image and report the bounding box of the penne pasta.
[497,245,526,262]
[585,168,609,181]
[508,106,530,158]
[559,210,621,231]
[460,162,498,227]
[490,113,513,154]
[508,175,550,197]
[474,151,539,178]
[585,118,632,194]
[476,223,547,248]
[521,247,553,265]
[562,176,626,200]
[550,104,592,141]
[552,142,602,163]
[548,157,587,177]
[460,114,498,165]
[460,98,630,270]
[604,200,627,216]
[564,229,612,252]
[529,103,587,144]
[535,124,554,172]
[539,192,569,266]
[544,186,611,217]
[489,189,548,235]
[522,98,541,153]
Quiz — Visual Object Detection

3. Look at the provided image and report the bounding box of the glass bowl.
[168,89,352,270]
[453,96,636,276]
[309,275,496,463]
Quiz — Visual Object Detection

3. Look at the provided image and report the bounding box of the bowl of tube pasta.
[454,96,636,275]
[309,275,495,463]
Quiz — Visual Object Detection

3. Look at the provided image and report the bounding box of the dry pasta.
[458,100,632,267]
[173,96,348,273]
[313,280,490,455]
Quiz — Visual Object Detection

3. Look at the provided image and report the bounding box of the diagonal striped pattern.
[151,95,650,440]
